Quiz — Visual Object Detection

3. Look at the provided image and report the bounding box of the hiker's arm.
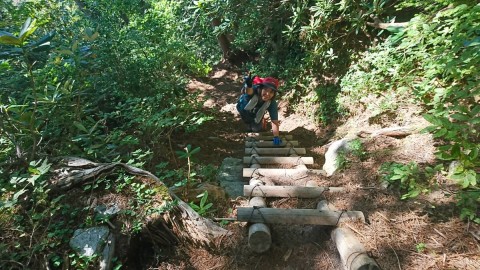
[272,120,280,137]
[245,87,254,95]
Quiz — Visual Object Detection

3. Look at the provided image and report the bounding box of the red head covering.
[253,77,279,92]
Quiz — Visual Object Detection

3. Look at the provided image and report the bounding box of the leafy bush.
[339,2,479,221]
[380,162,442,199]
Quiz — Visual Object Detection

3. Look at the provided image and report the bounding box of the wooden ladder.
[237,133,380,270]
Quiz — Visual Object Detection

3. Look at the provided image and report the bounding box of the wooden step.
[243,168,326,178]
[246,135,294,141]
[245,141,299,148]
[243,156,314,165]
[237,207,365,225]
[245,147,306,155]
[244,185,345,198]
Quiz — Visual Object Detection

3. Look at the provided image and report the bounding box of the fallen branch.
[49,156,231,248]
[366,17,408,30]
[357,126,414,138]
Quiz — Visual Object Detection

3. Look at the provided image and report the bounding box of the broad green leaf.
[190,147,201,155]
[19,18,37,42]
[390,174,403,180]
[19,17,33,38]
[468,148,478,160]
[451,145,461,158]
[423,114,440,125]
[471,105,480,116]
[451,113,470,121]
[73,121,88,133]
[57,49,74,55]
[386,26,404,33]
[31,31,56,47]
[433,128,447,138]
[465,170,477,186]
[13,189,27,200]
[0,31,21,45]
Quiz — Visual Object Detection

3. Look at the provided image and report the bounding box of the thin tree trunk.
[212,18,231,60]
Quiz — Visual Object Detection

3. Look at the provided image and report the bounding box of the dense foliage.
[1,0,479,268]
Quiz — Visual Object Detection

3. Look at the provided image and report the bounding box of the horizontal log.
[237,207,365,225]
[245,141,299,148]
[245,148,306,155]
[243,156,314,165]
[246,135,293,141]
[244,185,345,198]
[243,168,326,178]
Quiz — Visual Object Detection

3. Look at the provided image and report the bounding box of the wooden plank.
[246,135,293,141]
[245,141,299,148]
[243,168,326,178]
[237,207,365,225]
[243,156,314,165]
[244,185,345,198]
[245,147,306,155]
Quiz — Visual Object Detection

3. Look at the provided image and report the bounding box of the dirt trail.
[165,64,480,270]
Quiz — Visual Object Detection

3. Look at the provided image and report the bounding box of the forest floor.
[147,63,480,270]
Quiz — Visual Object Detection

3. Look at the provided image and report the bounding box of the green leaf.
[57,49,74,55]
[390,174,403,180]
[190,147,201,155]
[386,26,404,33]
[31,31,56,47]
[0,31,21,45]
[451,113,470,121]
[73,121,88,133]
[423,114,440,125]
[433,128,448,138]
[19,18,37,42]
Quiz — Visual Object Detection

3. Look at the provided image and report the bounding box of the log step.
[237,207,365,225]
[244,185,345,198]
[245,141,299,148]
[243,156,314,165]
[246,135,294,141]
[243,168,326,178]
[245,147,306,155]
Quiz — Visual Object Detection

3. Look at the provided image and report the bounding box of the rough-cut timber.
[332,228,381,270]
[243,168,326,178]
[237,207,365,225]
[246,135,293,141]
[243,156,314,165]
[245,147,306,155]
[244,185,346,198]
[245,141,299,148]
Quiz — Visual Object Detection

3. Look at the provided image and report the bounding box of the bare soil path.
[159,63,480,270]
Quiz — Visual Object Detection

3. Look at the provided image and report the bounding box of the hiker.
[236,74,282,145]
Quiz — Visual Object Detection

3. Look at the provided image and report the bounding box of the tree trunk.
[212,18,231,61]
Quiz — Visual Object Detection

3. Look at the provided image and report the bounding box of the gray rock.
[217,157,244,198]
[69,226,110,257]
[323,139,349,176]
[70,226,115,270]
[99,233,115,270]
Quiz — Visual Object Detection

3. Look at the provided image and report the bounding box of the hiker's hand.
[273,136,282,146]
